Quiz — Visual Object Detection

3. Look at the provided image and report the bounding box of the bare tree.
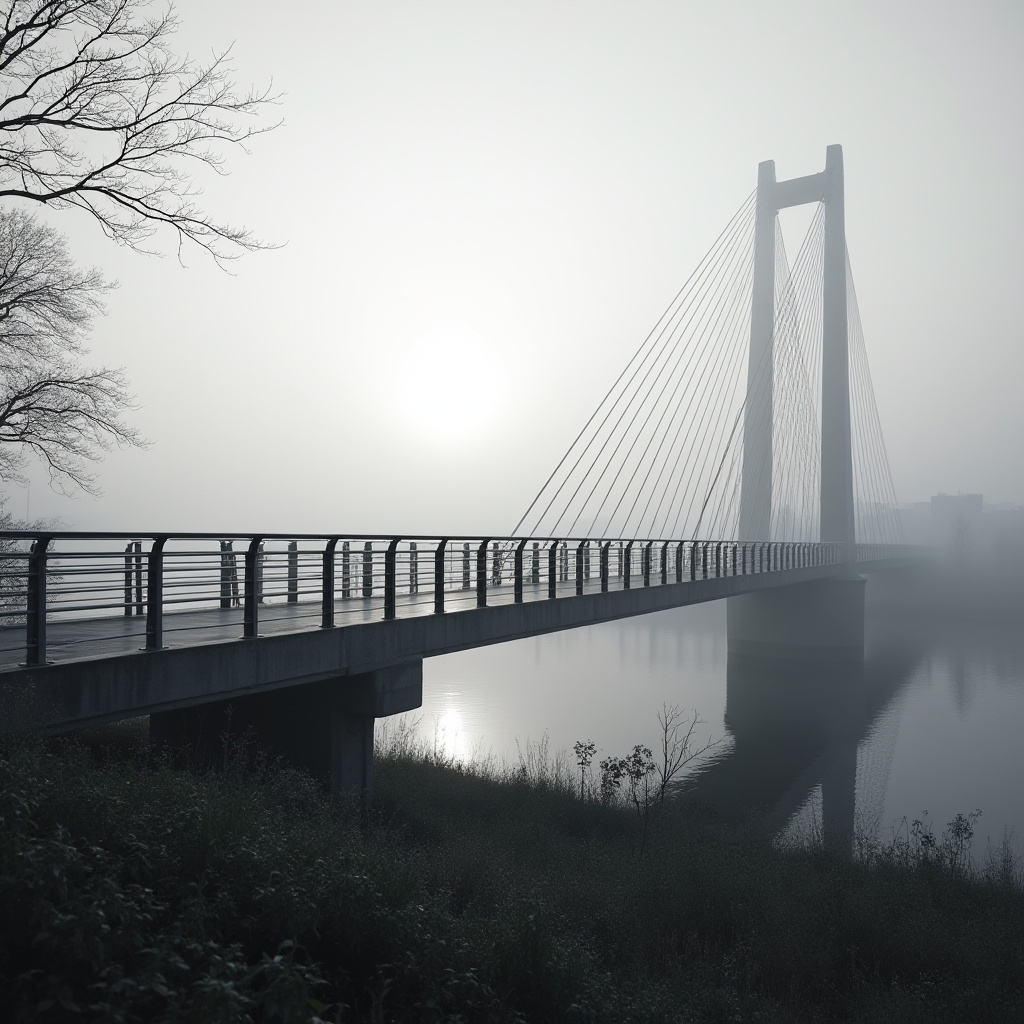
[0,0,279,265]
[0,207,143,493]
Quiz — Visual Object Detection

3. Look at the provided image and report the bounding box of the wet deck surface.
[0,574,669,670]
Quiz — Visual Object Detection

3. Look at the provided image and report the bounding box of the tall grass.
[1,720,1022,1022]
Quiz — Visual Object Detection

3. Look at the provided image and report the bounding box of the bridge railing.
[0,531,894,667]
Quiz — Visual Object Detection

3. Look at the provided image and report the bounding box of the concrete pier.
[149,661,422,804]
[727,577,866,662]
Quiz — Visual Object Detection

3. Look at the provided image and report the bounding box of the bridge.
[0,145,916,803]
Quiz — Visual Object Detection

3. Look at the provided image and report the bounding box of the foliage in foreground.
[0,722,1022,1023]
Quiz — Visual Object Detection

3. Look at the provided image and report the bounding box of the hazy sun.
[393,323,506,447]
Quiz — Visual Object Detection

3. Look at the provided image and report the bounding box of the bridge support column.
[727,577,865,661]
[149,661,423,806]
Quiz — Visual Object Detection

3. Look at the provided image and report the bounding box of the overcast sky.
[16,0,1024,533]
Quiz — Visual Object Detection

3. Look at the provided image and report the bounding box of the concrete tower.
[729,144,864,660]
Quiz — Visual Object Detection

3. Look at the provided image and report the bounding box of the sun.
[393,322,506,447]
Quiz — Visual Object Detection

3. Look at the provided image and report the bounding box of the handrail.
[0,531,916,670]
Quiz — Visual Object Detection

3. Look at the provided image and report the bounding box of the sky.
[12,0,1024,534]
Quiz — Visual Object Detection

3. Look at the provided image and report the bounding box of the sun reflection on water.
[429,697,474,765]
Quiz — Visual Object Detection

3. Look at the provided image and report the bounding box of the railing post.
[434,540,448,614]
[384,539,399,619]
[322,538,339,627]
[560,541,568,583]
[548,540,558,599]
[476,540,489,607]
[133,541,143,615]
[584,541,591,580]
[220,544,235,606]
[660,542,669,585]
[714,542,721,578]
[643,541,653,587]
[690,541,697,581]
[342,541,351,598]
[244,537,263,637]
[287,540,298,602]
[491,543,501,586]
[676,541,684,583]
[410,542,418,594]
[26,535,51,666]
[514,538,527,603]
[256,541,265,603]
[124,542,133,616]
[145,537,167,649]
[462,543,471,589]
[600,541,610,592]
[531,542,540,585]
[617,542,623,578]
[624,541,634,589]
[362,542,373,598]
[575,541,585,596]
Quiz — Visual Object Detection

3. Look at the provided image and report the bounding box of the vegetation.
[0,719,1022,1023]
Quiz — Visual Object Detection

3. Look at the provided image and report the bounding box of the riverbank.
[1,722,1021,1022]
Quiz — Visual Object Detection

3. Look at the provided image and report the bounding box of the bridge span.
[0,145,915,805]
[0,531,911,800]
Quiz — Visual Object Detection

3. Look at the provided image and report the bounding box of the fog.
[12,0,1023,533]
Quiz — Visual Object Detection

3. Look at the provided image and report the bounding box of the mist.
[9,0,1022,532]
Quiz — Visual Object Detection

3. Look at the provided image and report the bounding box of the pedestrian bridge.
[0,531,910,733]
[0,146,918,803]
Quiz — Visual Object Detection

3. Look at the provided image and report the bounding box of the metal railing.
[0,532,908,667]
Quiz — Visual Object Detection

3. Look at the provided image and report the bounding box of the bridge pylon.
[729,144,865,660]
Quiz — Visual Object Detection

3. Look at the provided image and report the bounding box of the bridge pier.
[726,577,866,662]
[149,661,423,806]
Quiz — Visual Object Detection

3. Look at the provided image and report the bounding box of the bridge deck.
[0,547,912,735]
[0,575,600,670]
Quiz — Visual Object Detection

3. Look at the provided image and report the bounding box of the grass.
[0,717,1022,1022]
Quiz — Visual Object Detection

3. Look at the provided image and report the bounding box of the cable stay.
[512,190,903,548]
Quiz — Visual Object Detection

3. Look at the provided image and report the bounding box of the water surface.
[397,600,1024,855]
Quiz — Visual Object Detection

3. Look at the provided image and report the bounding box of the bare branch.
[0,206,146,494]
[0,0,280,264]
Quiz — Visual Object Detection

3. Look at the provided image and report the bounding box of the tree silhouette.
[0,0,279,265]
[0,208,143,493]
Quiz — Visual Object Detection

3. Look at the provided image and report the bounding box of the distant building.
[930,493,984,561]
[894,492,1024,569]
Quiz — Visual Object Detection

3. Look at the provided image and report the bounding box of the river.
[399,597,1024,857]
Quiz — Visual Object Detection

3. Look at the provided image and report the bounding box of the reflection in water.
[681,636,923,854]
[680,656,865,853]
[430,699,473,764]
[411,602,1024,855]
